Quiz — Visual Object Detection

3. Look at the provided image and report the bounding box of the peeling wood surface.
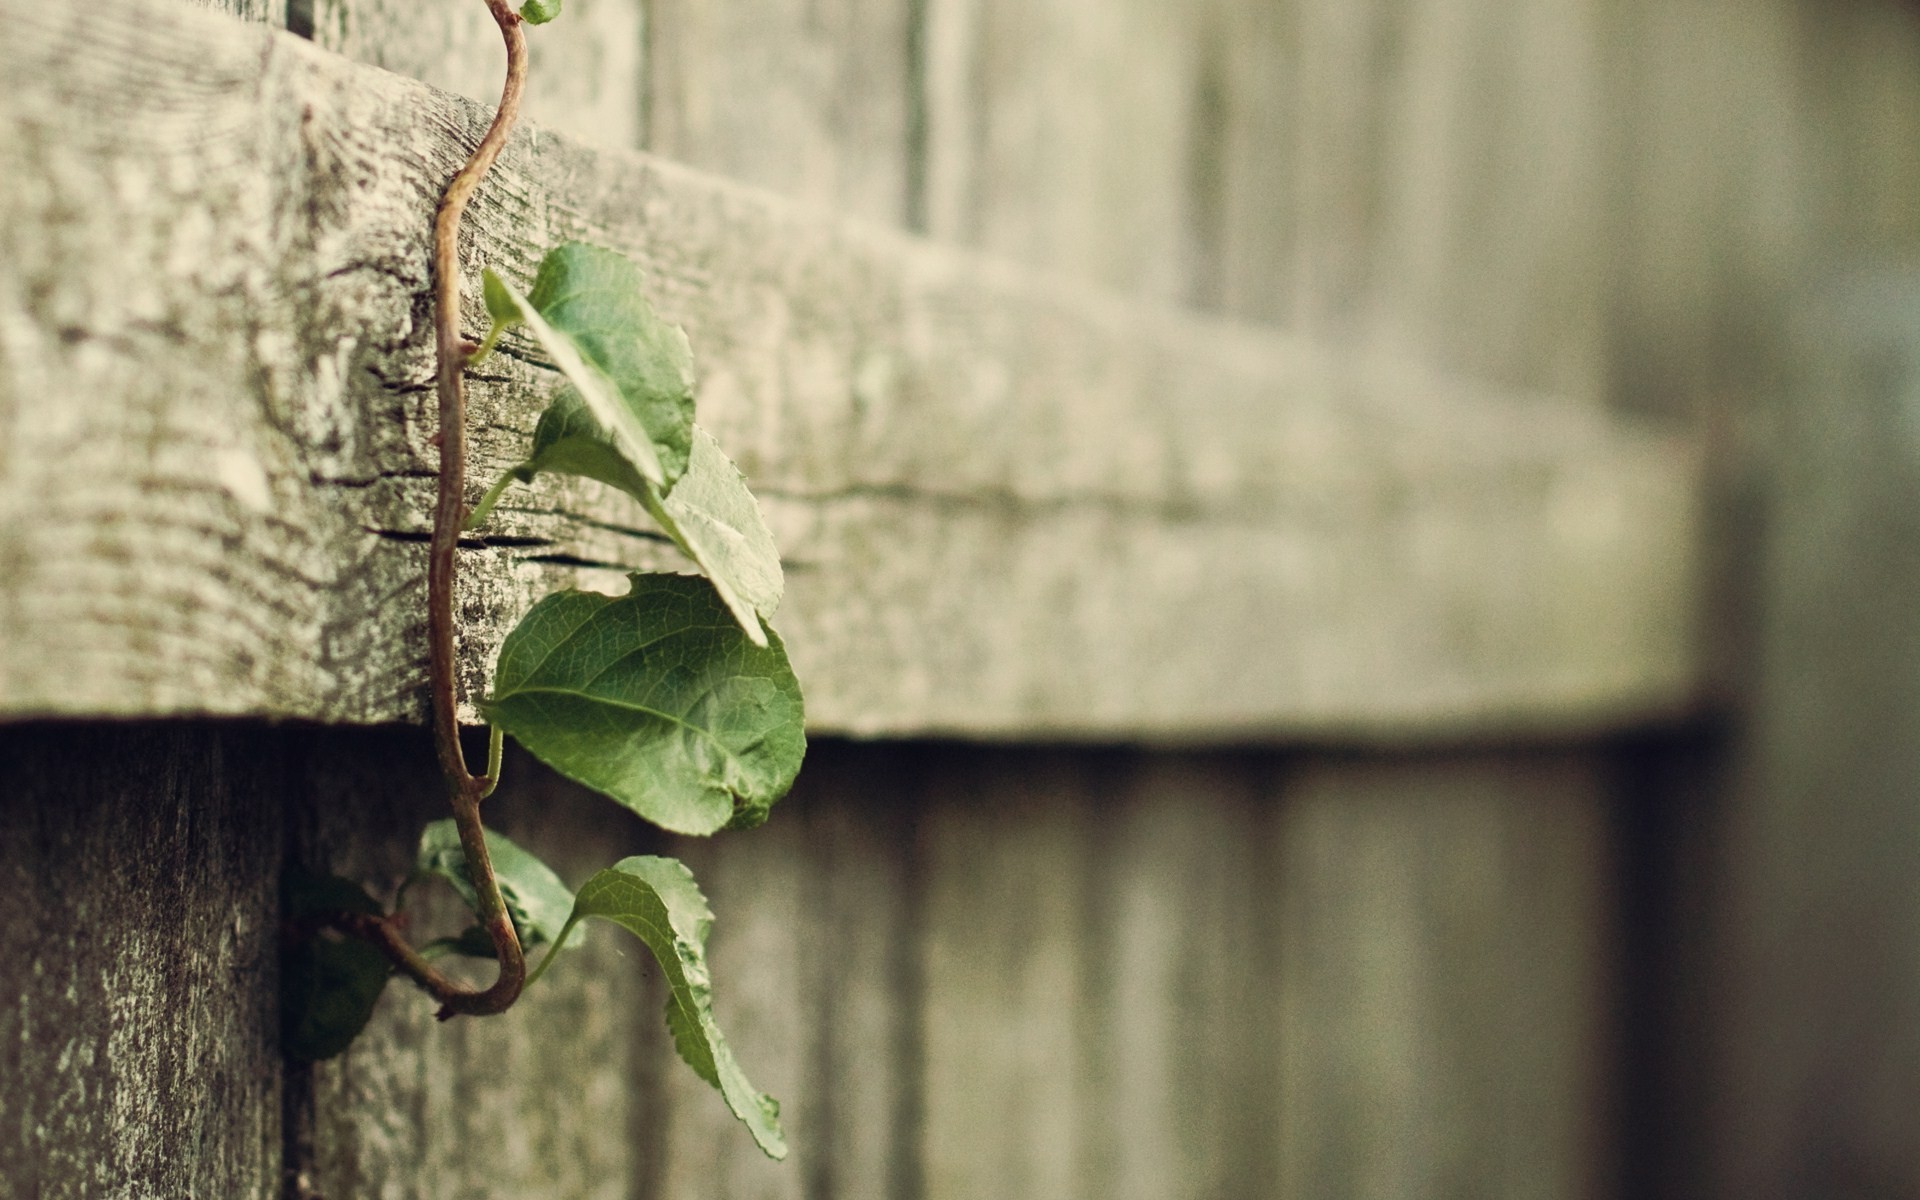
[0,724,283,1200]
[0,0,1701,740]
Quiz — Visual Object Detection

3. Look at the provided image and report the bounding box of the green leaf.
[481,244,694,490]
[282,933,391,1062]
[481,574,806,835]
[520,0,562,22]
[544,856,785,1159]
[413,820,576,948]
[469,397,782,644]
[641,427,784,646]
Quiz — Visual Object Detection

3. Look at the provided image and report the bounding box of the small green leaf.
[470,397,782,644]
[413,820,576,948]
[481,574,806,835]
[482,244,694,489]
[283,935,391,1062]
[520,0,562,22]
[544,856,785,1158]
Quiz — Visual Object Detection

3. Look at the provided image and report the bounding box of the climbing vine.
[281,0,799,1160]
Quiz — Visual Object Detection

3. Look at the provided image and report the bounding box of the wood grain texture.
[290,730,659,1200]
[184,0,286,23]
[0,0,1702,741]
[304,0,646,150]
[0,724,283,1200]
[1274,755,1613,1200]
[647,0,915,227]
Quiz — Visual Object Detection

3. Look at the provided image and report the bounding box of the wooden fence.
[4,0,1919,1197]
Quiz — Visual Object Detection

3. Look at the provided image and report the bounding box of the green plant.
[280,0,799,1160]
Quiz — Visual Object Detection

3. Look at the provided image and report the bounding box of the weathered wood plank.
[918,752,1096,1198]
[1282,0,1606,398]
[914,750,1282,1200]
[185,0,286,23]
[1079,754,1281,1200]
[646,0,915,228]
[1699,273,1920,1200]
[921,0,1211,302]
[303,0,646,150]
[1274,755,1612,1199]
[0,724,283,1200]
[1201,0,1296,325]
[0,0,1701,740]
[289,731,657,1200]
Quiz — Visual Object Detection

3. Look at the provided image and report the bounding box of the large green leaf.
[481,243,694,489]
[412,820,577,949]
[468,398,782,646]
[482,574,806,835]
[539,856,786,1159]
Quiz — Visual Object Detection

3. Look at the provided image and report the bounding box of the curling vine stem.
[321,0,531,1021]
[423,0,529,1019]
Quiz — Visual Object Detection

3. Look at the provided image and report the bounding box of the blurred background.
[172,0,1920,1194]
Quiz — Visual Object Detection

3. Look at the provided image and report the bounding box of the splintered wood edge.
[0,0,1703,741]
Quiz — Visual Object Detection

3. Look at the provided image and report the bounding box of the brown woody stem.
[330,0,533,1020]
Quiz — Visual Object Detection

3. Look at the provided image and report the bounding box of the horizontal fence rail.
[0,0,1701,740]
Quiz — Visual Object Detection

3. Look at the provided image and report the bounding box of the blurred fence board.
[647,0,915,227]
[1276,757,1612,1199]
[1698,273,1920,1200]
[921,0,1210,303]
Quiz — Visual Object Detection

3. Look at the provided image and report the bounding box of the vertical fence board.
[621,744,919,1200]
[305,0,645,149]
[1080,755,1282,1200]
[1274,757,1612,1200]
[921,0,1211,301]
[1204,0,1296,324]
[0,726,283,1200]
[646,0,915,227]
[1705,276,1920,1200]
[919,752,1095,1200]
[297,733,653,1200]
[1289,0,1605,396]
[649,814,817,1200]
